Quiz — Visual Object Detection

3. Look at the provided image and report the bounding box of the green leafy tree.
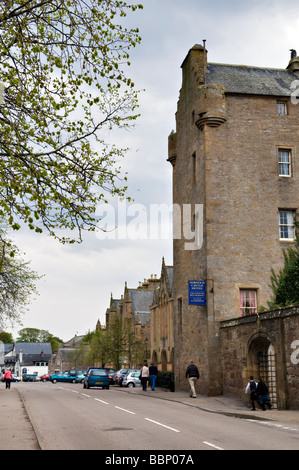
[0,1,143,242]
[269,228,299,308]
[122,316,144,367]
[0,331,14,343]
[0,229,40,330]
[16,327,63,352]
[88,328,111,367]
[67,341,89,369]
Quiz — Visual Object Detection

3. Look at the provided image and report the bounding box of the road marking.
[115,406,135,415]
[95,398,109,405]
[65,389,79,393]
[203,441,224,450]
[247,419,298,433]
[144,418,180,433]
[81,393,91,398]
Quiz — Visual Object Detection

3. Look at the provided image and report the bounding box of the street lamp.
[145,337,149,361]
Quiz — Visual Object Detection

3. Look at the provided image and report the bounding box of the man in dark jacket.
[256,378,272,410]
[149,362,158,391]
[185,360,200,398]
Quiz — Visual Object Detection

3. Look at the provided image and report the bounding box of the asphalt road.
[17,382,299,451]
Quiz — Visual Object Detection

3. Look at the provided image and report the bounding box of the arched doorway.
[152,350,158,366]
[161,350,167,371]
[247,335,277,409]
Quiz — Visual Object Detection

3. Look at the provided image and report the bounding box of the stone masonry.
[168,44,299,400]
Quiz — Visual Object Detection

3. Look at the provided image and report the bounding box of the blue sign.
[188,280,206,305]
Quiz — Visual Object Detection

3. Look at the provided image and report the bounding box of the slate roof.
[14,342,52,356]
[64,335,84,348]
[4,344,13,355]
[206,63,297,97]
[58,348,76,361]
[14,342,52,364]
[128,289,154,326]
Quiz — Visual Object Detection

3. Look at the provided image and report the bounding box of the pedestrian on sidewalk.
[149,362,158,391]
[3,369,12,389]
[185,360,200,398]
[256,377,272,411]
[245,376,258,410]
[140,362,149,391]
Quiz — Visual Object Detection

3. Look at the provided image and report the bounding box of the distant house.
[48,335,86,374]
[4,342,52,377]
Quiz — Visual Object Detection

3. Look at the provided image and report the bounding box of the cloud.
[7,0,299,341]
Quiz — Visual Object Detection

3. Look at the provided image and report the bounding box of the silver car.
[122,371,141,388]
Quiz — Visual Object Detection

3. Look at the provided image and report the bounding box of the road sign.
[188,280,206,305]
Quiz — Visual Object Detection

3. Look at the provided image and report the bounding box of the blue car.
[50,372,82,384]
[83,367,110,389]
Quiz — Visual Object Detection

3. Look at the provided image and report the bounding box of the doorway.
[248,336,277,409]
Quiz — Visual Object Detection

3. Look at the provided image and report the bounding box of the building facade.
[150,258,174,371]
[4,342,52,377]
[168,44,299,397]
[106,275,160,368]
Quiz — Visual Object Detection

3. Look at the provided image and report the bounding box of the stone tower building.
[168,44,299,396]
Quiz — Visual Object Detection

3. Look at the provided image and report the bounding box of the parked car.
[12,375,21,382]
[108,371,116,385]
[50,372,81,384]
[22,373,38,382]
[66,369,87,377]
[104,368,116,385]
[114,369,129,385]
[1,374,21,383]
[75,373,86,383]
[121,371,141,388]
[83,367,110,389]
[118,369,140,387]
[40,374,51,382]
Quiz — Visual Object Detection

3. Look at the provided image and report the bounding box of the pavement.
[2,383,299,450]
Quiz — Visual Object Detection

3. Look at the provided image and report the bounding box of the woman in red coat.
[3,369,12,389]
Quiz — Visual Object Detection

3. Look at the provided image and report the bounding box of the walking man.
[245,376,258,410]
[149,362,158,391]
[185,360,200,398]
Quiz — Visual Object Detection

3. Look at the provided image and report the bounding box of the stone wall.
[170,44,299,398]
[220,306,299,409]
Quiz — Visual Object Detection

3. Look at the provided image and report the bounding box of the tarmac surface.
[2,383,299,450]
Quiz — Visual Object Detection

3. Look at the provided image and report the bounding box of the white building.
[3,342,52,377]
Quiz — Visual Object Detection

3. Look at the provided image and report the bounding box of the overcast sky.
[7,0,299,341]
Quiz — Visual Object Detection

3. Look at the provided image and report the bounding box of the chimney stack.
[287,49,299,76]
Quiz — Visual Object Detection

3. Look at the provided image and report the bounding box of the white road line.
[65,389,79,393]
[115,406,135,415]
[202,441,224,450]
[144,418,180,433]
[95,398,109,405]
[81,393,91,398]
[247,419,298,432]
